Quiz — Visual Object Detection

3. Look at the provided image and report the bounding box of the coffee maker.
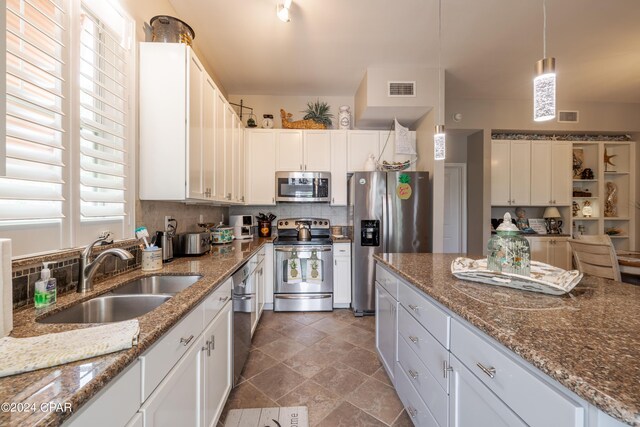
[230,215,254,240]
[153,231,174,262]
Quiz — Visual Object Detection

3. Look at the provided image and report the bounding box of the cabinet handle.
[211,335,215,351]
[407,406,417,418]
[180,335,194,346]
[443,360,453,378]
[332,197,334,203]
[300,164,303,170]
[408,335,419,344]
[476,362,496,378]
[408,369,419,380]
[272,197,275,203]
[219,296,229,302]
[227,193,232,199]
[408,304,419,312]
[335,259,337,266]
[203,341,211,356]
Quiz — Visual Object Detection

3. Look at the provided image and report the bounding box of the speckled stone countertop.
[374,253,640,426]
[331,237,351,243]
[0,238,273,427]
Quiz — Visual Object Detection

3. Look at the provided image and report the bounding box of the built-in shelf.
[573,179,598,182]
[572,217,599,221]
[572,197,598,200]
[604,217,631,221]
[604,171,629,175]
[608,235,628,239]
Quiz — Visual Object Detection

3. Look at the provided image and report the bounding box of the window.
[1,0,135,256]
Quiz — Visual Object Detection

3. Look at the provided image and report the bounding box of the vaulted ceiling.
[169,0,640,103]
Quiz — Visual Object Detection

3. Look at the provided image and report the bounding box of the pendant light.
[533,0,556,122]
[434,0,445,160]
[277,0,292,22]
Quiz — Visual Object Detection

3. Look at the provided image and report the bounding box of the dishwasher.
[232,261,255,387]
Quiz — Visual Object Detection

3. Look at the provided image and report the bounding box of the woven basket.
[280,109,327,129]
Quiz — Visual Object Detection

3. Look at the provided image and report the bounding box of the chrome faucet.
[78,237,134,293]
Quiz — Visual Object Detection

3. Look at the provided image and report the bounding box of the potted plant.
[302,99,333,127]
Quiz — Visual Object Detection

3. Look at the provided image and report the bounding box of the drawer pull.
[477,362,496,378]
[408,335,419,344]
[407,406,418,418]
[408,369,419,380]
[408,304,419,312]
[443,360,453,378]
[203,340,211,356]
[219,296,230,302]
[180,335,194,346]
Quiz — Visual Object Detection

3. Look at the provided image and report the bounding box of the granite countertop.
[374,253,640,426]
[0,237,274,427]
[331,236,352,243]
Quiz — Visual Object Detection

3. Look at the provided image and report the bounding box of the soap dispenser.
[487,212,531,276]
[34,262,57,308]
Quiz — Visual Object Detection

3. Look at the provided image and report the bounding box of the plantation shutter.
[2,0,66,221]
[78,3,129,218]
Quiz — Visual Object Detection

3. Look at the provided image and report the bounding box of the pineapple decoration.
[289,259,299,279]
[310,251,319,279]
[396,174,413,200]
[302,99,333,128]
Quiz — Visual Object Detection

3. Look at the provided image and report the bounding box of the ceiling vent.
[558,110,579,123]
[388,81,416,97]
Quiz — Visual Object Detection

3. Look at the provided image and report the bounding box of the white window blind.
[2,0,66,221]
[78,3,130,219]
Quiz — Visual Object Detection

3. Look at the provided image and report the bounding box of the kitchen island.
[374,253,640,426]
[0,238,273,427]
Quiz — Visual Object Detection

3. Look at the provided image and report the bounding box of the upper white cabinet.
[348,131,380,171]
[330,131,348,206]
[275,130,331,172]
[530,141,572,205]
[490,140,531,206]
[139,43,244,205]
[246,130,277,205]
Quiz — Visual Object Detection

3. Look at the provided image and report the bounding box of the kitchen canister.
[142,247,163,271]
[487,212,531,276]
[338,105,351,129]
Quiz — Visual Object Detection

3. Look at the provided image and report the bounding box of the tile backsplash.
[229,205,348,226]
[11,242,142,309]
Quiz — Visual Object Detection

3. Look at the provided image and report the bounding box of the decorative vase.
[338,105,351,130]
[487,212,531,276]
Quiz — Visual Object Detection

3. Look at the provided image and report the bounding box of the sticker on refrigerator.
[396,174,412,199]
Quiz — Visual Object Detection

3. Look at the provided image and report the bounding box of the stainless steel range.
[273,218,334,311]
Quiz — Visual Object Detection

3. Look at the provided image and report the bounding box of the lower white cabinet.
[449,355,526,427]
[375,282,397,383]
[525,236,571,270]
[264,243,274,307]
[202,302,232,427]
[125,413,143,427]
[333,243,351,307]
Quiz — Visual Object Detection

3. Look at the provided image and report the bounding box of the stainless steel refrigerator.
[349,171,430,315]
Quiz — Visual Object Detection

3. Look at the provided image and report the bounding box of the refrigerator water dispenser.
[361,220,380,246]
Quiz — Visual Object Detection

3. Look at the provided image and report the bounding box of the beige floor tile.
[283,345,335,378]
[371,367,393,387]
[241,349,279,380]
[310,316,354,334]
[219,382,278,423]
[251,326,285,348]
[346,378,404,425]
[340,346,382,375]
[282,325,328,347]
[351,315,376,332]
[268,319,308,336]
[339,324,377,350]
[311,336,356,359]
[316,401,387,427]
[259,337,306,361]
[391,410,414,427]
[286,311,332,326]
[249,363,307,401]
[310,362,369,398]
[331,308,358,323]
[277,380,342,426]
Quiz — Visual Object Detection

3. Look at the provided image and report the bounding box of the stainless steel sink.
[38,294,172,324]
[111,275,202,295]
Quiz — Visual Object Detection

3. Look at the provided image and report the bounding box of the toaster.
[178,232,211,255]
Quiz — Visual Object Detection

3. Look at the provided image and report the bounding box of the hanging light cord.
[542,0,547,58]
[438,0,443,124]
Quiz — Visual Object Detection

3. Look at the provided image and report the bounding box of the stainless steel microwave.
[275,171,331,202]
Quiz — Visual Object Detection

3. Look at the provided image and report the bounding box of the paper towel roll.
[0,239,13,337]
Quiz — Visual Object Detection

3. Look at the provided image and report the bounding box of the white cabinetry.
[376,283,397,384]
[202,303,232,427]
[276,130,331,172]
[530,140,572,205]
[525,236,571,270]
[245,130,276,205]
[490,140,531,206]
[348,131,380,171]
[213,91,227,201]
[333,243,351,307]
[264,244,274,307]
[330,131,348,205]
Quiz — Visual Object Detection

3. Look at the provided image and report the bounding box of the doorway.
[444,164,467,253]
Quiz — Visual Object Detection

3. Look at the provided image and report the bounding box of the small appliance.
[178,232,211,255]
[211,227,234,244]
[152,231,174,262]
[230,215,254,240]
[275,171,331,203]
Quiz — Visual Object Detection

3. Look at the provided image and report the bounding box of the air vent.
[388,81,416,97]
[558,110,579,123]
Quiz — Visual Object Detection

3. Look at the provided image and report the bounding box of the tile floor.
[220,309,412,426]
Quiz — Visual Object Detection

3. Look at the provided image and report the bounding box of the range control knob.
[285,221,289,225]
[313,221,317,225]
[279,221,283,226]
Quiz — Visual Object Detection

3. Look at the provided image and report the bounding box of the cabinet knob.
[219,296,229,302]
[407,406,418,418]
[408,304,419,312]
[476,362,496,378]
[408,369,419,380]
[300,164,303,170]
[408,335,419,344]
[180,335,194,346]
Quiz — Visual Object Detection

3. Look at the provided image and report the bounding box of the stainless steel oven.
[275,171,331,203]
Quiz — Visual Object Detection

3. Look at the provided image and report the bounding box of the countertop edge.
[373,254,639,426]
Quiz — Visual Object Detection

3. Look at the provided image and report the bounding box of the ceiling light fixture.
[533,0,556,122]
[434,0,445,160]
[277,0,292,22]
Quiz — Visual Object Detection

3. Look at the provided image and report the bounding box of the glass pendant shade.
[277,0,292,22]
[533,57,556,122]
[434,125,446,160]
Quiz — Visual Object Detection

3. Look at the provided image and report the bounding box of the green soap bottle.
[34,262,57,308]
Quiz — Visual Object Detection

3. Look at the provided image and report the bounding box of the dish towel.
[305,258,323,284]
[0,319,140,378]
[0,239,12,338]
[287,257,302,284]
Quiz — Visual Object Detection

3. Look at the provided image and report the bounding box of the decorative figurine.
[582,200,593,218]
[514,207,535,233]
[604,182,618,217]
[572,149,584,178]
[580,168,595,180]
[487,212,531,276]
[604,148,617,172]
[572,201,580,217]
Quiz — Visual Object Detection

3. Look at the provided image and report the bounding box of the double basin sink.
[38,275,202,324]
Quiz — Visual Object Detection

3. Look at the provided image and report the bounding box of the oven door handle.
[274,294,332,300]
[275,247,332,252]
